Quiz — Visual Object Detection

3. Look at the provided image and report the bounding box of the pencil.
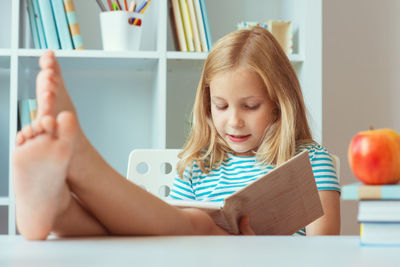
[124,0,128,10]
[115,0,122,10]
[95,0,107,11]
[107,0,113,10]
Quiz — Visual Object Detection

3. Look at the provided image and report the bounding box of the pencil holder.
[100,11,144,51]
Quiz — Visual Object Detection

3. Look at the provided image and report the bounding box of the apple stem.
[369,125,374,130]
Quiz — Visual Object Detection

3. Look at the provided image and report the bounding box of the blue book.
[18,99,31,129]
[342,182,400,200]
[26,0,40,48]
[50,0,73,50]
[32,0,47,48]
[38,0,60,49]
[199,0,212,50]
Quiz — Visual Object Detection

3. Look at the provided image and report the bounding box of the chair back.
[127,149,180,199]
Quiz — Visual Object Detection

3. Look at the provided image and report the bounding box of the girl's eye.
[245,104,260,110]
[215,105,228,110]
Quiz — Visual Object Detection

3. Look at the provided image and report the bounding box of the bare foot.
[35,50,95,182]
[13,112,78,240]
[36,50,76,118]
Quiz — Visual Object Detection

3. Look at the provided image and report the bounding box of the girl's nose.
[228,110,244,128]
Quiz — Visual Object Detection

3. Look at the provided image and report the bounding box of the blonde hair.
[177,26,313,177]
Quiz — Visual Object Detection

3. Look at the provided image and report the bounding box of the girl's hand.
[238,216,255,235]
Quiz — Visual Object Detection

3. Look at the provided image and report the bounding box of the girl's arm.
[305,190,341,235]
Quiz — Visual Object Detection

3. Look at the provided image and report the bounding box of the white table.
[0,235,399,267]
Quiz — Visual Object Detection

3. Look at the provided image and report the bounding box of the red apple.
[348,128,400,185]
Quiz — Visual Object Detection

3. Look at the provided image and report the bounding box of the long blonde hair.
[177,26,313,177]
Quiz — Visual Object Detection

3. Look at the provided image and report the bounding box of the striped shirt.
[170,142,341,235]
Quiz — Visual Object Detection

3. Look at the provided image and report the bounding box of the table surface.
[0,235,399,267]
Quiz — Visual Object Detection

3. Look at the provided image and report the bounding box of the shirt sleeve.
[169,164,196,200]
[307,143,341,193]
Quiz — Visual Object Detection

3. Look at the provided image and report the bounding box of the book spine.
[193,0,207,52]
[28,99,38,122]
[199,0,212,50]
[26,0,41,49]
[51,0,74,50]
[37,0,61,49]
[32,0,47,48]
[187,0,201,52]
[179,0,194,52]
[18,99,31,129]
[63,0,84,50]
[170,0,187,51]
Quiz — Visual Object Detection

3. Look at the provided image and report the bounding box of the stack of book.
[25,0,84,50]
[237,20,293,55]
[18,98,37,129]
[169,0,212,52]
[342,182,400,246]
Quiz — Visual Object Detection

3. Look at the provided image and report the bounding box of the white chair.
[126,149,180,199]
[126,149,340,199]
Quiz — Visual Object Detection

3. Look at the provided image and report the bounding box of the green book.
[342,182,400,200]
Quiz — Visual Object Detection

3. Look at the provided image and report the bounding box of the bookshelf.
[0,0,322,235]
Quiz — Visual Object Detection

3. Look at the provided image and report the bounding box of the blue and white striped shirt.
[170,142,341,235]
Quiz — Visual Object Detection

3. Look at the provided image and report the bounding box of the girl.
[13,27,339,240]
[170,26,341,235]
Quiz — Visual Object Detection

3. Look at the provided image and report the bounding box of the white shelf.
[167,51,208,60]
[0,49,11,56]
[17,49,160,59]
[0,197,9,206]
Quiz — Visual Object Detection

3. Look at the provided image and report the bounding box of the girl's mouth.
[228,134,251,142]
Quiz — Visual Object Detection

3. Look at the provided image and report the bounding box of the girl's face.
[210,68,275,157]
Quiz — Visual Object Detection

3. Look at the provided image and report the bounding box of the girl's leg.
[13,112,107,240]
[36,51,226,236]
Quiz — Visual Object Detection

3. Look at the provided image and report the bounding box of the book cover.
[63,0,84,50]
[38,0,61,49]
[193,0,207,52]
[168,150,324,235]
[26,0,41,49]
[342,183,400,200]
[32,0,47,48]
[360,222,400,246]
[170,0,187,51]
[267,20,293,54]
[198,0,212,50]
[51,0,74,50]
[178,0,195,52]
[187,0,201,52]
[358,200,400,222]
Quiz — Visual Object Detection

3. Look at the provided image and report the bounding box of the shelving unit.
[0,0,322,235]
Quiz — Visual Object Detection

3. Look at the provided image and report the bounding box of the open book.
[167,150,323,235]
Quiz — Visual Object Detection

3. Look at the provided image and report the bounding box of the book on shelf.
[51,0,74,50]
[237,20,293,55]
[168,150,324,235]
[31,0,47,48]
[360,222,400,246]
[169,0,187,51]
[193,0,208,52]
[63,0,84,50]
[26,0,40,49]
[18,98,37,129]
[178,0,195,52]
[342,182,400,200]
[186,0,202,52]
[198,0,212,51]
[37,0,61,49]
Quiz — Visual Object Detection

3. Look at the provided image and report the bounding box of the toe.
[56,111,78,142]
[16,131,25,145]
[21,124,35,139]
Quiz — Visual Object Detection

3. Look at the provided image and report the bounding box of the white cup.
[100,11,144,51]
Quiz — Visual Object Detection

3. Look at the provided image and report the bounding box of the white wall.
[323,0,400,234]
